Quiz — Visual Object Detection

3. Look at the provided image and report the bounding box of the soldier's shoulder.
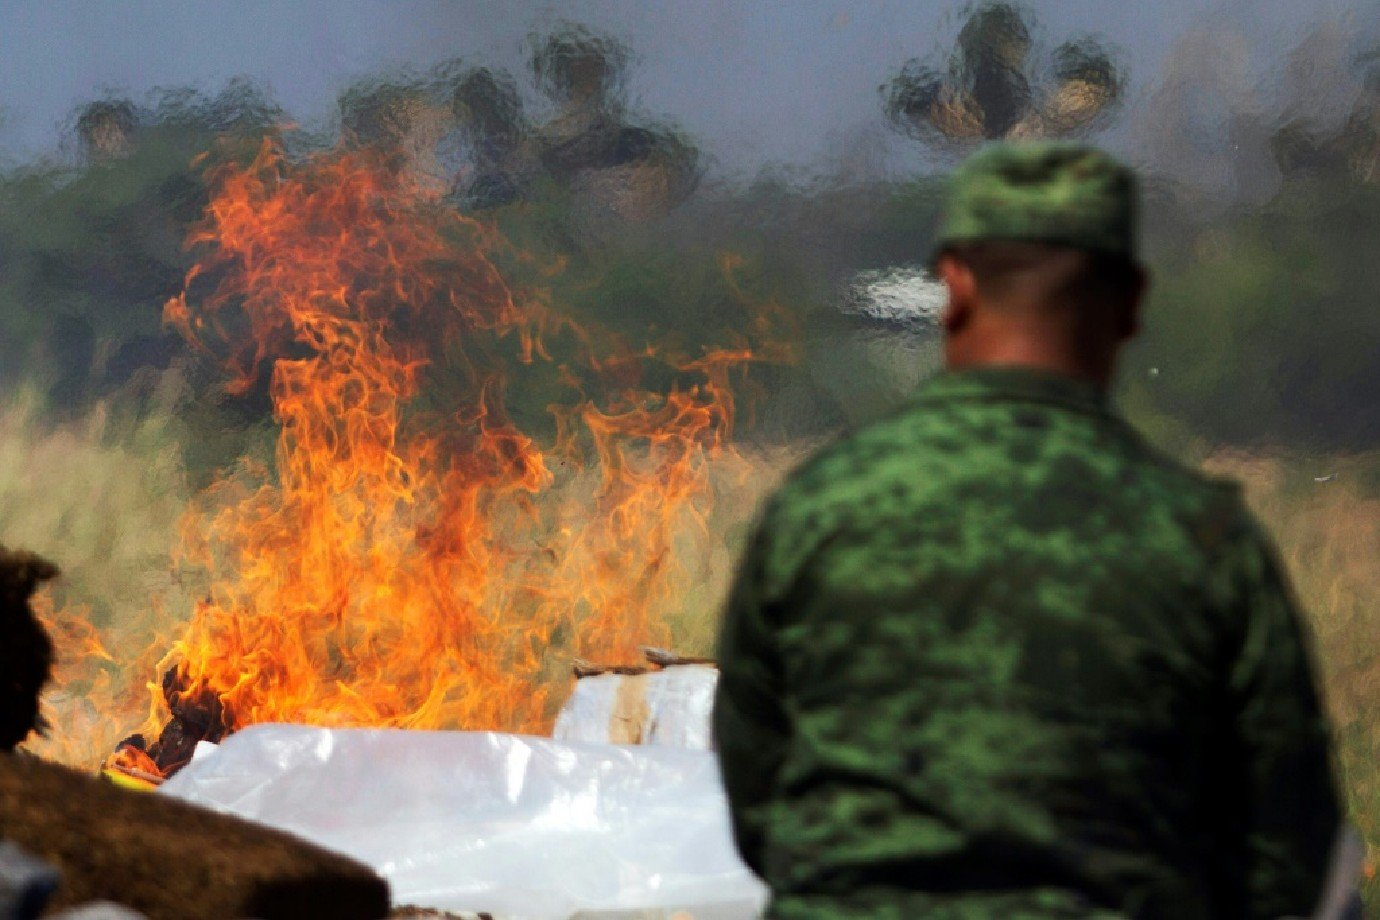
[750,405,947,582]
[1122,422,1241,496]
[1111,424,1257,552]
[768,401,951,514]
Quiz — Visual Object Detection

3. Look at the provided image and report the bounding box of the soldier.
[713,142,1345,919]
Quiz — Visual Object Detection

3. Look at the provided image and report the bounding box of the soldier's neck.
[944,335,1116,389]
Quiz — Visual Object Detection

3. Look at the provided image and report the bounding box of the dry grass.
[1205,452,1380,884]
[658,445,801,660]
[0,382,795,761]
[0,390,199,766]
[7,385,1373,894]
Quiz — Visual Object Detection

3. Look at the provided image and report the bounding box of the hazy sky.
[1,0,1373,175]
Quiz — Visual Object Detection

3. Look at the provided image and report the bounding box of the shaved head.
[935,240,1146,385]
[940,240,1142,315]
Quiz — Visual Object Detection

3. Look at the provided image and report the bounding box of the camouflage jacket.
[713,366,1340,920]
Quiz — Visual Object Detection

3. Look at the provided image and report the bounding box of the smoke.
[0,25,820,768]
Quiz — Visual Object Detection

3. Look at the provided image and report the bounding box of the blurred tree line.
[0,8,1377,486]
[1123,38,1380,456]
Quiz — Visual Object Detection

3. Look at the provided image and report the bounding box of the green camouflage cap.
[934,141,1140,262]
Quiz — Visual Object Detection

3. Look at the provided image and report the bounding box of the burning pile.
[68,138,774,778]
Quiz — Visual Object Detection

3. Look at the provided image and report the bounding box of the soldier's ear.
[936,253,975,333]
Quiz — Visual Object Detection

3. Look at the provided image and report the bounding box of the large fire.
[31,139,786,776]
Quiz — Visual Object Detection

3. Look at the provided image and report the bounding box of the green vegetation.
[883,0,1126,144]
[1126,176,1380,454]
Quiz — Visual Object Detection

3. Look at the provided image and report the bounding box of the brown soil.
[0,754,389,919]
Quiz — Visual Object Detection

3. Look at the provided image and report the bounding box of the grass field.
[0,391,197,765]
[1207,452,1380,891]
[5,391,1378,899]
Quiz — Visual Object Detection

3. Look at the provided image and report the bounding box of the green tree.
[882,1,1125,145]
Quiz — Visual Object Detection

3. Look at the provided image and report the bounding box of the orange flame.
[29,594,165,767]
[108,138,776,765]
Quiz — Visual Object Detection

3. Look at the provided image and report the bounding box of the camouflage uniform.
[713,145,1340,920]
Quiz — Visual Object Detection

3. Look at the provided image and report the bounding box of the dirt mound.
[0,754,389,919]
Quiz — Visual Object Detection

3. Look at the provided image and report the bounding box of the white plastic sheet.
[50,905,149,920]
[159,724,765,920]
[553,666,718,749]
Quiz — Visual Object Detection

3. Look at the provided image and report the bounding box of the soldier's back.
[752,366,1282,919]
